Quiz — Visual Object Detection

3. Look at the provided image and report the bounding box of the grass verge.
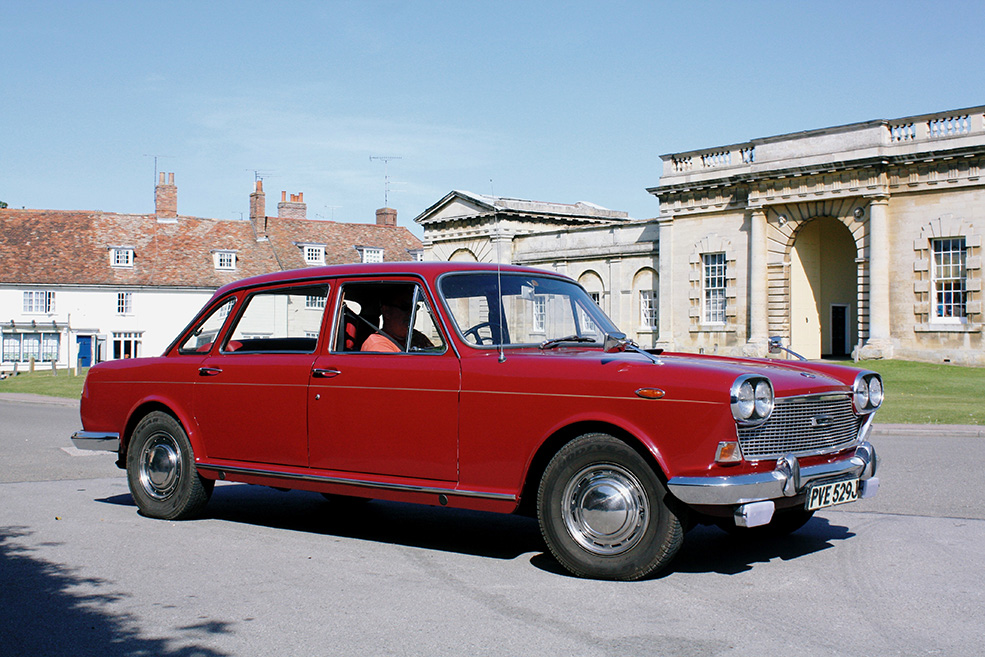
[2,360,982,425]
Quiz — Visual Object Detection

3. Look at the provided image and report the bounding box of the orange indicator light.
[635,388,666,400]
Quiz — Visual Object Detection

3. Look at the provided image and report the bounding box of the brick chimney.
[250,179,267,237]
[376,207,397,227]
[155,172,177,219]
[277,191,307,220]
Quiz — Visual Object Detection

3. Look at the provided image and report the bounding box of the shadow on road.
[0,526,231,657]
[95,483,858,579]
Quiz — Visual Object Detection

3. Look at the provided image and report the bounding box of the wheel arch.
[120,399,201,467]
[515,420,670,517]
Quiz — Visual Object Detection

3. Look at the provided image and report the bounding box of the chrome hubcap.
[138,432,181,500]
[562,464,649,555]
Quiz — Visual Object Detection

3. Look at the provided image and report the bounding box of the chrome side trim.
[71,431,121,452]
[667,442,877,506]
[196,463,516,502]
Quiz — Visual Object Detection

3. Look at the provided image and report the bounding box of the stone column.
[860,196,894,358]
[745,208,768,356]
[656,216,675,351]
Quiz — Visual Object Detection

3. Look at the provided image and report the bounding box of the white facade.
[1,286,212,373]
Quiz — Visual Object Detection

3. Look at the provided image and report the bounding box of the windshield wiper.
[539,335,597,349]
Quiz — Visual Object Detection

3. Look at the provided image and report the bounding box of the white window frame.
[702,252,727,325]
[1,332,60,362]
[532,295,547,333]
[303,245,326,265]
[214,251,237,270]
[117,292,133,315]
[931,237,968,324]
[110,247,134,268]
[640,290,658,329]
[23,290,55,314]
[305,295,326,310]
[359,247,384,263]
[112,331,142,359]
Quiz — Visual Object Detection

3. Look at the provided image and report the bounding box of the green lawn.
[0,368,88,399]
[828,359,984,426]
[2,360,982,425]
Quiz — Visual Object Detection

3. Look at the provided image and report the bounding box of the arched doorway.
[789,218,858,359]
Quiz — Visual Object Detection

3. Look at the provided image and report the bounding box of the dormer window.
[358,246,384,263]
[213,250,237,271]
[110,247,134,268]
[303,244,326,265]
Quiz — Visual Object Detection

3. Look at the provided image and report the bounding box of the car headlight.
[731,375,773,426]
[853,371,883,413]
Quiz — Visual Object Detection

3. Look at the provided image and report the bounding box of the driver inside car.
[361,287,435,353]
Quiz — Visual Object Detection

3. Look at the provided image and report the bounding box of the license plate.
[806,479,860,511]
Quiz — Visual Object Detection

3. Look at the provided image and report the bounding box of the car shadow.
[670,517,856,576]
[97,484,857,577]
[204,482,545,561]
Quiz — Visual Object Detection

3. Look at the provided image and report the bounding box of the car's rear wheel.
[537,433,684,580]
[126,411,213,520]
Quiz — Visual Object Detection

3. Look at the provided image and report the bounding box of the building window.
[1,332,60,362]
[640,290,658,329]
[214,251,236,270]
[360,247,384,263]
[117,292,133,315]
[112,332,142,359]
[532,295,547,333]
[932,238,967,323]
[23,291,55,314]
[111,248,134,268]
[305,294,326,310]
[408,249,424,262]
[303,245,326,265]
[702,252,727,324]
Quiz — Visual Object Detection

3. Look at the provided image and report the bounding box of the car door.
[194,282,330,467]
[307,278,460,482]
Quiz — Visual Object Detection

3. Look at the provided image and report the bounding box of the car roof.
[211,262,564,297]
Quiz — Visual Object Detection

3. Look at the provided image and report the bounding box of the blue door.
[76,335,92,368]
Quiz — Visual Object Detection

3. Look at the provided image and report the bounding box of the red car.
[72,262,882,580]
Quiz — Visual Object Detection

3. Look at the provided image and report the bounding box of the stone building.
[417,106,985,365]
[1,175,422,372]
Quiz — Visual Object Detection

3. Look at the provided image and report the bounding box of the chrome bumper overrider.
[667,441,878,506]
[71,431,121,452]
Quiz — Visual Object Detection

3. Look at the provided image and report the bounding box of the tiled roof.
[0,208,422,288]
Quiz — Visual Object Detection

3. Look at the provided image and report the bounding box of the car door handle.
[312,368,341,379]
[198,367,223,377]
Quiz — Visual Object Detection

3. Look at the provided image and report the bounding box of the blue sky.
[2,1,983,236]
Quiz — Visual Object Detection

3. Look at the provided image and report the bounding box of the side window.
[178,297,236,354]
[335,281,445,354]
[222,285,329,353]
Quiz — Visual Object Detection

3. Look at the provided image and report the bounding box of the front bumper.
[71,430,121,452]
[667,441,878,506]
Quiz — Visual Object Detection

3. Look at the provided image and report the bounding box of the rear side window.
[178,297,236,354]
[222,284,329,354]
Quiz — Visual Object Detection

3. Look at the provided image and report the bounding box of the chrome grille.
[737,394,861,460]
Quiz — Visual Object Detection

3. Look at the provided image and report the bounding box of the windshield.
[439,272,619,348]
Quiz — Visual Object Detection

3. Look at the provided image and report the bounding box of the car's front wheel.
[537,433,684,580]
[126,411,213,520]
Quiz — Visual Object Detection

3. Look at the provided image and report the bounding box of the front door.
[830,304,849,357]
[308,279,460,482]
[194,283,329,467]
[76,335,92,368]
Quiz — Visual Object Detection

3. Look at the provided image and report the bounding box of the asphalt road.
[1,396,983,657]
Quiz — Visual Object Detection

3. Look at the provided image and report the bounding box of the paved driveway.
[2,396,983,656]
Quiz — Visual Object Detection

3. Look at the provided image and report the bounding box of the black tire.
[537,433,684,581]
[126,411,213,520]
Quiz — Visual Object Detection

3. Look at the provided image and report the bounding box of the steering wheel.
[463,321,501,345]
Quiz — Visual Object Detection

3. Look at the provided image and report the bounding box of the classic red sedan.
[72,262,882,580]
